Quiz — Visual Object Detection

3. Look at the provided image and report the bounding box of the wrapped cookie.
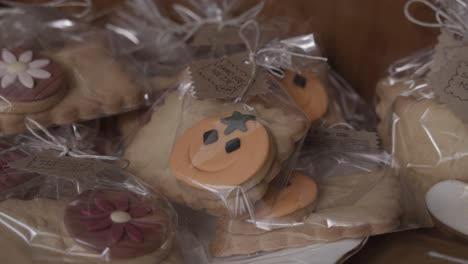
[120,19,334,222]
[209,80,399,257]
[174,203,367,264]
[0,7,148,136]
[376,0,468,231]
[0,151,182,263]
[0,117,126,201]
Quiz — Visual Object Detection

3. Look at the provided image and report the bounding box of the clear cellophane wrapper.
[375,1,468,237]
[110,0,400,260]
[105,0,281,102]
[118,27,324,223]
[205,73,400,258]
[118,24,401,263]
[376,41,468,230]
[0,7,149,136]
[0,142,188,263]
[15,119,124,158]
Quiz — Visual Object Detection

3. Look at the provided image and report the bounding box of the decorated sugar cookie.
[0,48,67,114]
[426,180,468,239]
[280,70,328,122]
[255,171,318,219]
[170,111,275,189]
[64,190,173,260]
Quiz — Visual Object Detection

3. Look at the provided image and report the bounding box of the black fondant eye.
[203,129,218,145]
[225,138,241,153]
[293,74,307,88]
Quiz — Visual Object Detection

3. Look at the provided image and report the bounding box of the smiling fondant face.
[170,111,273,189]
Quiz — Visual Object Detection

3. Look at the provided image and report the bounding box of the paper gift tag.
[9,152,114,179]
[189,52,269,99]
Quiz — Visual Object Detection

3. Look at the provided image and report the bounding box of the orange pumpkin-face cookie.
[255,171,318,219]
[170,111,275,189]
[281,70,328,122]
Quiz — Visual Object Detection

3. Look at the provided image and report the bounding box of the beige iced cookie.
[0,192,176,264]
[375,77,429,151]
[211,168,400,257]
[393,94,468,226]
[122,91,308,217]
[0,42,145,136]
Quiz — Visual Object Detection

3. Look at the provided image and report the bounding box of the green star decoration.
[220,111,256,135]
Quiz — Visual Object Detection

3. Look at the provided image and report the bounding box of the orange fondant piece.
[281,70,328,122]
[170,112,271,189]
[255,171,318,219]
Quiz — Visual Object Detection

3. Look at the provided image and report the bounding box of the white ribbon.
[404,0,468,38]
[235,20,328,101]
[0,0,92,18]
[21,118,119,161]
[173,1,265,42]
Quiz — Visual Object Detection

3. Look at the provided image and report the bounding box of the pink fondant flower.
[79,194,157,243]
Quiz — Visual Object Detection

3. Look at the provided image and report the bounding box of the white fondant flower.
[0,49,51,89]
